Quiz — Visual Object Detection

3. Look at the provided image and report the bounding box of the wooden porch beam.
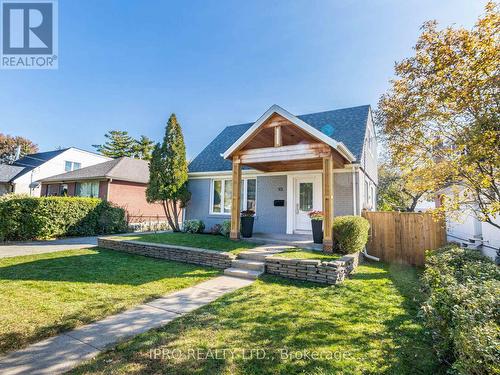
[322,155,334,252]
[237,143,331,164]
[274,126,282,147]
[230,158,242,240]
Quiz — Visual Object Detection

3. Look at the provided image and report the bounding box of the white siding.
[12,148,110,196]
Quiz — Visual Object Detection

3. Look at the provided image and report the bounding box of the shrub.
[0,196,127,241]
[210,224,222,235]
[332,215,370,254]
[421,245,500,374]
[220,220,231,237]
[182,219,205,234]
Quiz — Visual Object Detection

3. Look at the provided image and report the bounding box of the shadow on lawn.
[0,248,218,285]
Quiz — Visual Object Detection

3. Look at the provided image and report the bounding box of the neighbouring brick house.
[39,157,168,223]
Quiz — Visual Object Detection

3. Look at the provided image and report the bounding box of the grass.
[0,248,220,354]
[273,249,341,261]
[114,232,260,254]
[71,261,444,375]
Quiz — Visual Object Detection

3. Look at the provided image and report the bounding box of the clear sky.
[0,0,489,159]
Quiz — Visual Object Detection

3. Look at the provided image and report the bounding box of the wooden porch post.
[230,157,242,240]
[322,155,334,252]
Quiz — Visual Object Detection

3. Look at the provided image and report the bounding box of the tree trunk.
[162,201,176,231]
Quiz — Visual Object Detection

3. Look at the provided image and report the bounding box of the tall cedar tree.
[132,135,154,161]
[93,130,135,158]
[146,114,190,231]
[0,134,38,164]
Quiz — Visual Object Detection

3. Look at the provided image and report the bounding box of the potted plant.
[308,210,324,244]
[240,210,255,238]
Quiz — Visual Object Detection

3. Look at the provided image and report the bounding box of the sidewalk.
[0,276,253,375]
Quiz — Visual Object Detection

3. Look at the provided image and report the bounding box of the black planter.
[241,216,255,238]
[311,220,323,244]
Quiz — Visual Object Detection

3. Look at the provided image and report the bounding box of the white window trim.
[209,178,257,216]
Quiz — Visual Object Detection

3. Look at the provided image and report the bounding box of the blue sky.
[0,0,489,159]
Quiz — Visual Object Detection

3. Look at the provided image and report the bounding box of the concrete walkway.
[0,236,98,258]
[0,275,253,375]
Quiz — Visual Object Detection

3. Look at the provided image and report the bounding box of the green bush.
[0,196,127,241]
[220,220,231,237]
[182,219,205,234]
[422,245,500,375]
[332,215,370,254]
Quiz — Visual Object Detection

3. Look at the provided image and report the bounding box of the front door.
[294,176,321,232]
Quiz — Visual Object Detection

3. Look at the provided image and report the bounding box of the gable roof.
[39,157,150,184]
[11,149,70,179]
[189,104,371,173]
[0,164,25,183]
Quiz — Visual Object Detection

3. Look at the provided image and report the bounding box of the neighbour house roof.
[0,164,25,183]
[189,104,371,173]
[39,157,150,184]
[10,149,70,179]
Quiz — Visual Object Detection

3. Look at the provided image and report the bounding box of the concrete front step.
[237,251,282,261]
[223,267,263,280]
[231,259,265,271]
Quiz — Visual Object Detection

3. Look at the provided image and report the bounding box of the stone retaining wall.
[98,238,235,269]
[265,252,362,285]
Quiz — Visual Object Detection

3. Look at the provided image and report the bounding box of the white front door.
[293,175,322,232]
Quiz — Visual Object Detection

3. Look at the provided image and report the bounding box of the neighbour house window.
[65,161,82,172]
[75,182,99,198]
[371,185,376,210]
[210,178,257,215]
[59,184,68,196]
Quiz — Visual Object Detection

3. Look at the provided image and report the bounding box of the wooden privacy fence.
[361,211,447,266]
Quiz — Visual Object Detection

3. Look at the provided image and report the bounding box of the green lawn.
[0,248,220,354]
[115,232,260,254]
[71,262,444,375]
[273,249,341,261]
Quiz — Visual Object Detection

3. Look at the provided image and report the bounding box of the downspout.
[352,166,357,216]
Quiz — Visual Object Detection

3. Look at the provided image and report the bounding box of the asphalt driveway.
[0,236,98,258]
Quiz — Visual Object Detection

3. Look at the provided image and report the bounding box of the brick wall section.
[265,252,362,285]
[98,238,235,269]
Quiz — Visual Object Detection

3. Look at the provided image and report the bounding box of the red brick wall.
[107,180,167,220]
[98,181,108,200]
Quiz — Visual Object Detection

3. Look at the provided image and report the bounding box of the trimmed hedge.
[422,245,500,375]
[0,196,127,241]
[332,215,370,254]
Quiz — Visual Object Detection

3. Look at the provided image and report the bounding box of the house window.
[59,184,68,196]
[210,178,257,215]
[371,185,376,210]
[75,182,99,198]
[65,161,82,172]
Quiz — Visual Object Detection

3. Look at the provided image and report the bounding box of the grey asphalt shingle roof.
[40,157,150,184]
[188,105,371,173]
[10,149,70,179]
[0,164,25,183]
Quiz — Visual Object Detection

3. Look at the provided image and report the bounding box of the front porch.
[244,232,323,251]
[223,105,355,252]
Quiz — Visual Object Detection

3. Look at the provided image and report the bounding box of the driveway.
[0,236,98,258]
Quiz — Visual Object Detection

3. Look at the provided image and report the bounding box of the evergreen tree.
[146,114,190,231]
[132,135,154,161]
[93,130,135,158]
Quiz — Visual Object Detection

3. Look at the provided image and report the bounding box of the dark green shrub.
[220,220,231,237]
[332,215,370,254]
[422,245,500,374]
[0,196,127,241]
